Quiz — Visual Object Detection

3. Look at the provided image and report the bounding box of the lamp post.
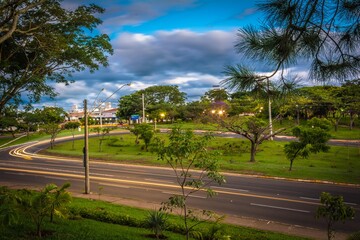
[83,82,131,194]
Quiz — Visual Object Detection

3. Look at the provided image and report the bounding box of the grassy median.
[45,132,360,184]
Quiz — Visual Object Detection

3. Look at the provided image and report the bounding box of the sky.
[42,0,305,111]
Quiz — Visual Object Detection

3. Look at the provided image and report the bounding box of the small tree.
[284,118,331,171]
[92,127,113,152]
[64,122,81,150]
[18,183,72,237]
[154,126,225,240]
[129,124,155,151]
[316,192,355,240]
[219,116,285,162]
[49,182,71,223]
[41,123,62,149]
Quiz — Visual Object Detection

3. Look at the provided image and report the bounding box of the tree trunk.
[350,113,354,130]
[249,142,256,162]
[289,159,294,171]
[334,121,338,132]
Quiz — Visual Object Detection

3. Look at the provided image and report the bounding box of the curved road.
[0,135,359,238]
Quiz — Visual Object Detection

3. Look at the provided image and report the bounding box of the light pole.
[142,93,146,123]
[83,82,131,194]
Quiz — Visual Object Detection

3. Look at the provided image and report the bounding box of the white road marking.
[145,178,174,184]
[250,203,310,213]
[189,195,207,199]
[212,186,249,192]
[98,183,130,189]
[43,176,70,181]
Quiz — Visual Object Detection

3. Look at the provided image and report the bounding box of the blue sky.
[44,0,304,111]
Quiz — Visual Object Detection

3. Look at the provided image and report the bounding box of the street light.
[83,82,131,194]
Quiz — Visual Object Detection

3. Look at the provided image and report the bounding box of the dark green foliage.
[117,85,186,121]
[0,186,20,226]
[316,192,355,240]
[144,210,168,239]
[0,1,112,111]
[70,206,141,227]
[284,118,331,170]
[129,124,155,151]
[0,183,72,238]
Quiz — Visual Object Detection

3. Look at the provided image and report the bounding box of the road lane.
[0,140,359,235]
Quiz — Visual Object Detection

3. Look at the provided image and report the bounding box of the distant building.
[67,102,119,123]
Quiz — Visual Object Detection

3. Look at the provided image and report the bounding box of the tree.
[223,0,359,87]
[0,0,46,44]
[0,106,19,137]
[92,127,113,152]
[117,85,187,121]
[129,123,155,151]
[40,106,67,124]
[64,121,81,150]
[340,79,360,130]
[154,126,225,240]
[0,1,112,112]
[41,123,61,149]
[49,182,71,223]
[219,116,285,162]
[18,183,72,237]
[181,101,208,121]
[38,106,66,149]
[201,89,229,102]
[19,108,43,136]
[284,117,331,171]
[316,192,355,240]
[228,93,260,117]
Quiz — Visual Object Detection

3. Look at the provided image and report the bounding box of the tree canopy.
[0,0,113,112]
[221,0,359,96]
[117,85,186,120]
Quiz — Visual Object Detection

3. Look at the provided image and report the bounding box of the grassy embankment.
[1,192,310,240]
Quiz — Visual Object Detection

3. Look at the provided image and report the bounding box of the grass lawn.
[45,133,360,184]
[156,120,360,140]
[0,195,310,240]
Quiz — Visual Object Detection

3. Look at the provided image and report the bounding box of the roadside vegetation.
[0,186,310,240]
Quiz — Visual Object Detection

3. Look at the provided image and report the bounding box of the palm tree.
[49,182,71,222]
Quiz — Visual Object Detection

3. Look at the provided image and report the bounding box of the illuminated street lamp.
[83,82,131,194]
[160,112,165,121]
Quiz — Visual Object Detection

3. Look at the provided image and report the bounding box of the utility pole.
[142,93,145,123]
[83,99,90,194]
[83,83,131,194]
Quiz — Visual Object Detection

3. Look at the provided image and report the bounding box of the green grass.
[0,196,310,240]
[46,133,360,184]
[0,129,86,148]
[157,120,360,140]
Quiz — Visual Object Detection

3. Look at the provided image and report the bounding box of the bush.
[144,210,168,239]
[69,206,143,227]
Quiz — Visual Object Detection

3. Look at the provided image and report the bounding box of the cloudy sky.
[44,0,303,111]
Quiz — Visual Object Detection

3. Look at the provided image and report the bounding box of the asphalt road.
[0,136,359,237]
